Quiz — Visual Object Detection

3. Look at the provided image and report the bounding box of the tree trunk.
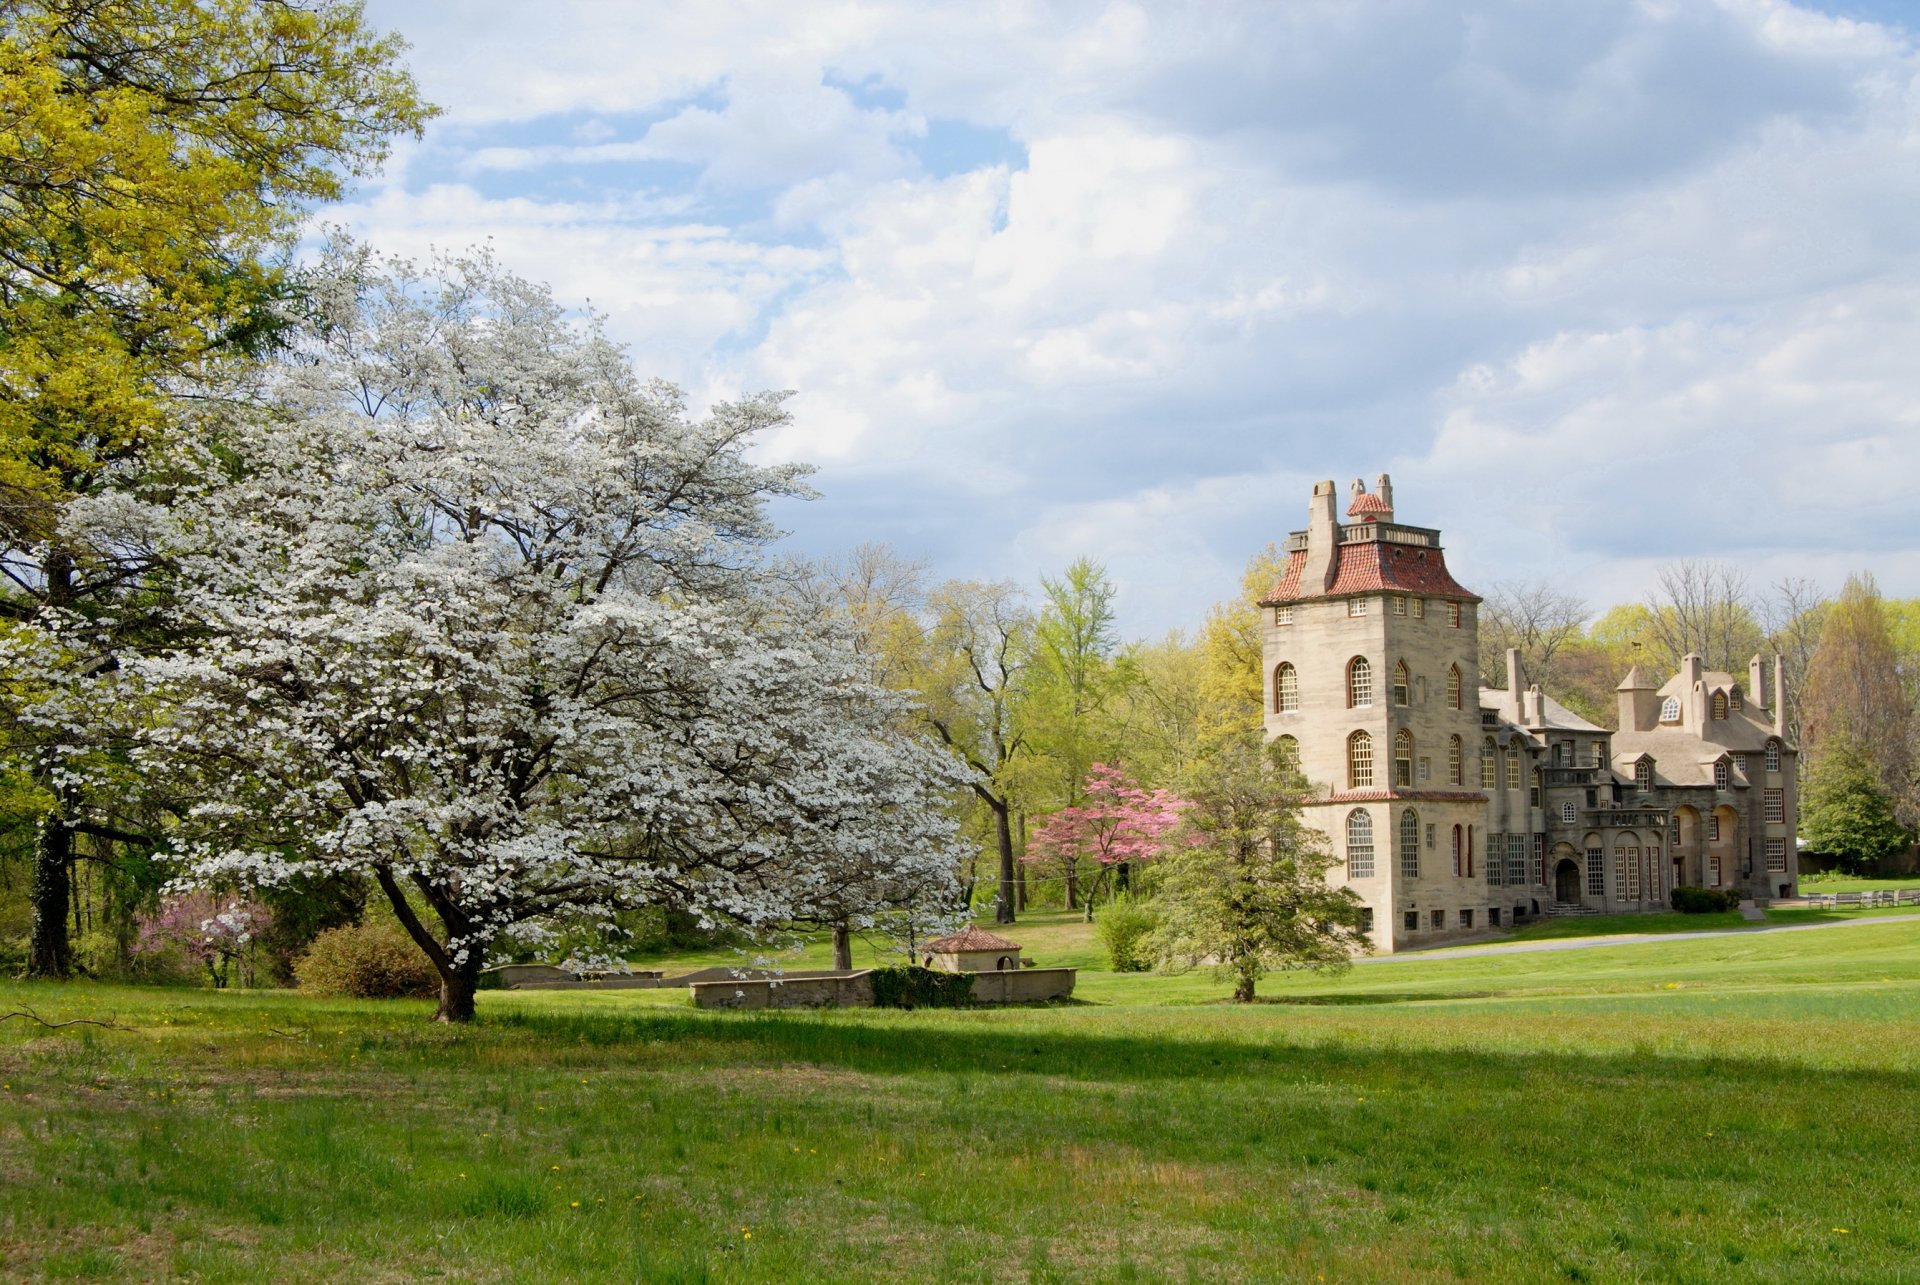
[1233,974,1256,1003]
[832,922,852,971]
[27,813,75,979]
[993,800,1016,925]
[1115,859,1131,895]
[435,954,483,1023]
[1015,812,1028,911]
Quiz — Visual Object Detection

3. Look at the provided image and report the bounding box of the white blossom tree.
[102,248,966,1020]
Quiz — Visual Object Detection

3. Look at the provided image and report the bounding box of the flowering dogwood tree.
[133,891,272,989]
[1026,762,1184,920]
[101,248,966,1020]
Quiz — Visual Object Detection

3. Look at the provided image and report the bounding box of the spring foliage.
[103,248,967,1019]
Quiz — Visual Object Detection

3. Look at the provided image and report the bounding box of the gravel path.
[1360,910,1920,964]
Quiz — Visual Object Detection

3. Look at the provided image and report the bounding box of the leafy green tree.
[1150,734,1368,1002]
[1802,574,1914,822]
[1800,736,1912,873]
[1,0,430,977]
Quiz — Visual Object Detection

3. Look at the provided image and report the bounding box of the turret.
[1617,665,1657,732]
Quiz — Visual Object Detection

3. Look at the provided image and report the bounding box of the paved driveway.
[1363,910,1920,964]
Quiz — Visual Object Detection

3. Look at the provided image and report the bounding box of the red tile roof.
[924,925,1021,953]
[1260,538,1480,605]
[1347,492,1392,517]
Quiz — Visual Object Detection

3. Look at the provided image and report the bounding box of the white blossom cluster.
[89,247,968,985]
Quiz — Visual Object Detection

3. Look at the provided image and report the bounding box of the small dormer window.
[1765,739,1781,772]
[1711,691,1728,720]
[1714,758,1730,790]
[1659,697,1680,723]
[1635,759,1654,791]
[1730,686,1742,711]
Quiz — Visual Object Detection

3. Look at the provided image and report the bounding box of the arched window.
[1635,758,1654,791]
[1481,737,1498,789]
[1273,735,1302,784]
[1392,661,1410,706]
[1348,731,1374,788]
[1346,810,1374,878]
[1451,825,1463,876]
[1394,729,1414,787]
[1446,665,1462,710]
[1711,690,1728,720]
[1660,696,1680,723]
[1714,758,1730,789]
[1730,686,1743,711]
[1506,750,1521,792]
[1560,801,1576,825]
[1273,662,1298,713]
[1448,735,1463,785]
[1399,809,1419,880]
[1348,657,1373,708]
[1764,739,1781,772]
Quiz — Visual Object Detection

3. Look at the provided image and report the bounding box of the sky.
[346,0,1920,639]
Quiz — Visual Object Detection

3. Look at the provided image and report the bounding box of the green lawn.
[5,918,1920,1281]
[1797,872,1920,893]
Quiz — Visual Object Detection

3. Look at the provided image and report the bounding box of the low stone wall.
[486,964,665,991]
[690,971,875,1010]
[688,967,1076,1010]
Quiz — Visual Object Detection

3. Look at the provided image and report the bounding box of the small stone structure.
[921,924,1023,972]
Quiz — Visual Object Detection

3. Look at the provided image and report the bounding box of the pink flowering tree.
[133,891,273,989]
[1027,763,1185,920]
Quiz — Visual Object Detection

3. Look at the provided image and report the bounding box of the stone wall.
[689,967,1077,1010]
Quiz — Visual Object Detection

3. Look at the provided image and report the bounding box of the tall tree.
[1477,579,1588,691]
[1801,573,1914,822]
[1761,576,1829,748]
[1641,561,1763,672]
[1149,734,1367,1002]
[1194,546,1285,749]
[117,250,965,1021]
[1026,762,1182,921]
[2,0,430,977]
[1799,735,1912,872]
[923,580,1033,924]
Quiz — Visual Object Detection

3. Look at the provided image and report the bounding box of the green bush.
[1095,895,1157,972]
[868,966,975,1009]
[1671,886,1743,914]
[294,922,439,999]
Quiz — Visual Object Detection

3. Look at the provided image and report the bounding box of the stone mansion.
[1260,475,1799,953]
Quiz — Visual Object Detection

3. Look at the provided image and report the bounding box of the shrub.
[868,966,975,1009]
[294,922,439,999]
[1671,886,1743,914]
[1095,895,1157,972]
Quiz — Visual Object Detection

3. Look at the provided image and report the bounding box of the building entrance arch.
[1554,858,1580,904]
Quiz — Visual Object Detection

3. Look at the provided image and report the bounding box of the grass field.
[4,916,1919,1282]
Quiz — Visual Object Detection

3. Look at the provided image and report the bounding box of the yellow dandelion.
[1834,1228,1850,1234]
[571,1201,581,1209]
[744,1232,752,1240]
[458,1173,467,1179]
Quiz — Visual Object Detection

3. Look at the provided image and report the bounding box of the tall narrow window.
[1714,758,1730,789]
[1394,729,1414,787]
[1466,826,1474,876]
[1765,838,1786,871]
[1274,736,1302,786]
[1399,809,1420,880]
[1586,848,1605,897]
[1764,788,1784,823]
[1274,662,1298,713]
[1348,657,1373,708]
[1709,814,1721,842]
[1590,740,1605,768]
[1765,740,1781,772]
[1346,810,1374,878]
[1412,597,1426,620]
[1447,601,1462,628]
[1451,825,1463,876]
[1712,690,1728,720]
[1348,731,1374,789]
[1506,752,1521,792]
[1730,687,1743,711]
[1446,665,1462,710]
[1635,759,1653,791]
[1392,661,1410,706]
[1530,767,1541,807]
[1392,596,1408,616]
[1448,735,1463,785]
[1560,801,1576,824]
[1481,738,1497,789]
[1486,833,1504,886]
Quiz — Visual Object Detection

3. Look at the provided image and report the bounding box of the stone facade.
[1260,475,1799,953]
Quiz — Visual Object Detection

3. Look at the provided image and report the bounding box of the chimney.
[1773,652,1786,736]
[1376,472,1394,519]
[1749,655,1767,709]
[1506,647,1523,704]
[1301,480,1340,594]
[1524,684,1544,727]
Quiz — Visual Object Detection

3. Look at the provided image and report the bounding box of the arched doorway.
[1554,858,1580,904]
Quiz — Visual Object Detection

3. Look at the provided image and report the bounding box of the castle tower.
[1258,475,1487,952]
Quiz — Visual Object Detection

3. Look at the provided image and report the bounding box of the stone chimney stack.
[1749,655,1768,710]
[1506,647,1523,704]
[1376,472,1394,519]
[1773,652,1787,736]
[1616,664,1657,732]
[1301,480,1340,593]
